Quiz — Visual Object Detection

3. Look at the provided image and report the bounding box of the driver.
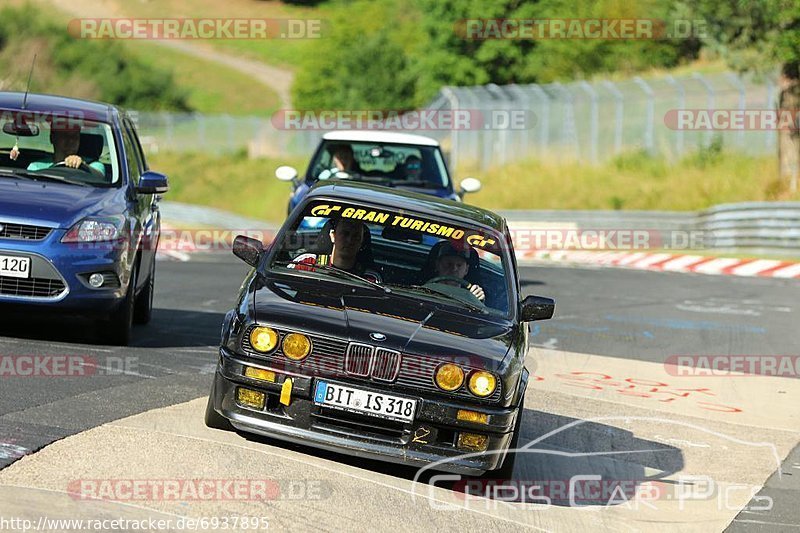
[318,143,362,180]
[290,218,382,283]
[427,241,485,302]
[27,121,104,173]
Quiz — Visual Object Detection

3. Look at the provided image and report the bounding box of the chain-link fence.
[133,71,780,170]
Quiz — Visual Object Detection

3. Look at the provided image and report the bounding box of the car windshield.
[0,111,119,186]
[308,140,449,189]
[268,200,513,318]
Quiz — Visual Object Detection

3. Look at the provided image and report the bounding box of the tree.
[676,0,800,191]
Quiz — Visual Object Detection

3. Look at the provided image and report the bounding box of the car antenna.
[9,54,37,161]
[21,53,37,110]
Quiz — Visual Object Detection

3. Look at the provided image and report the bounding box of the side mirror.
[233,235,263,267]
[458,177,482,199]
[275,165,298,182]
[137,171,169,194]
[520,295,555,322]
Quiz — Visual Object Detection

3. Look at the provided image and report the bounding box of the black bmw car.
[205,182,554,475]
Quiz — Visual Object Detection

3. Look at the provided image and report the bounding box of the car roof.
[306,181,506,232]
[322,130,440,147]
[0,92,121,123]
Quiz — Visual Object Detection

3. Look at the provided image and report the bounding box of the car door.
[121,117,155,289]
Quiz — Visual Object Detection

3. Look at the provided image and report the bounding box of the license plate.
[0,255,30,279]
[314,381,417,423]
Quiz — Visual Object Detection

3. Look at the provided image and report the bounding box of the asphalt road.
[0,255,798,531]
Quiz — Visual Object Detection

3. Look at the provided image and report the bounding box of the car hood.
[251,275,515,366]
[0,178,122,228]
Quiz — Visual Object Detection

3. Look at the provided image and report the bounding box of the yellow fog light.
[457,409,488,424]
[457,432,489,452]
[237,388,265,410]
[282,333,311,361]
[468,371,497,397]
[244,366,276,382]
[435,363,464,391]
[250,327,278,353]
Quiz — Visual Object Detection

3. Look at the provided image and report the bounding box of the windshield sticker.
[308,203,496,247]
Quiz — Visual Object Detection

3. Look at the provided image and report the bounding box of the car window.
[121,127,142,185]
[270,200,512,318]
[309,141,449,189]
[123,118,147,172]
[0,111,120,185]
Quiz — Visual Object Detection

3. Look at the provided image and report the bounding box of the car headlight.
[250,327,278,353]
[435,363,464,391]
[468,371,497,397]
[62,216,125,243]
[282,333,311,360]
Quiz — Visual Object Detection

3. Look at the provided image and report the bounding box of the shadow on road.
[0,308,224,349]
[236,407,683,507]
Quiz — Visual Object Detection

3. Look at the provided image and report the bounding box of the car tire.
[205,380,234,431]
[134,254,155,325]
[102,264,136,346]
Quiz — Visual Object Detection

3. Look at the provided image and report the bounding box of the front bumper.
[0,228,131,315]
[210,348,520,475]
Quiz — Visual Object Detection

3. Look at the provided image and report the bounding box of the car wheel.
[134,254,155,325]
[490,407,523,481]
[205,380,233,431]
[102,263,136,346]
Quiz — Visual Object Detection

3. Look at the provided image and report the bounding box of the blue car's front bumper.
[0,223,131,316]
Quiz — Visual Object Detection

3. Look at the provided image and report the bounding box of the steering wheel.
[426,275,470,289]
[51,160,105,179]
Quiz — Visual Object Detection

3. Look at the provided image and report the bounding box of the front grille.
[0,276,66,298]
[312,407,407,443]
[0,222,51,241]
[240,325,502,403]
[345,343,373,377]
[372,348,401,382]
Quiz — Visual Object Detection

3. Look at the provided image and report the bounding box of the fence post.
[552,82,579,160]
[633,77,654,154]
[440,87,461,172]
[602,80,623,157]
[726,73,746,147]
[693,73,715,146]
[766,76,776,150]
[579,81,599,164]
[507,84,529,160]
[529,84,550,158]
[664,75,685,159]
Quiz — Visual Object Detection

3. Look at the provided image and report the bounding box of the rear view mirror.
[520,295,555,322]
[459,177,482,194]
[275,165,298,182]
[136,171,169,194]
[233,235,263,267]
[3,121,39,136]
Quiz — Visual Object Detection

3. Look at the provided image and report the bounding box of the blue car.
[275,131,482,216]
[0,92,168,345]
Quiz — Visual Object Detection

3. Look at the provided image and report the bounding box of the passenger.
[318,143,362,179]
[291,218,382,282]
[427,241,485,302]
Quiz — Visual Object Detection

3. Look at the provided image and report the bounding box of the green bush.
[0,3,190,111]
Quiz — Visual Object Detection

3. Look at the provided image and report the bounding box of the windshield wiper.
[0,169,90,187]
[392,284,487,313]
[274,260,390,293]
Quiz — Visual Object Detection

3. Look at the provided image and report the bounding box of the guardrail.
[500,202,800,256]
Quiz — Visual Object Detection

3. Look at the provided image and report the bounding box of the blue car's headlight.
[62,216,125,243]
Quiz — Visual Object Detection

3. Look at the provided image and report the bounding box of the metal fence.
[133,70,780,170]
